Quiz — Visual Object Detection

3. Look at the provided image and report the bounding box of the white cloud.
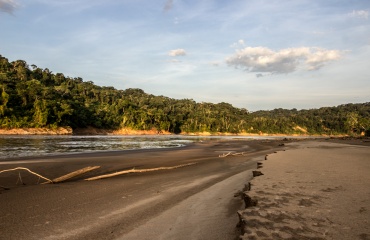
[168,48,187,57]
[305,48,342,70]
[226,46,342,74]
[0,0,18,14]
[349,10,369,19]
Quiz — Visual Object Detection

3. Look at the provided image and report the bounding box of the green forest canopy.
[0,54,369,135]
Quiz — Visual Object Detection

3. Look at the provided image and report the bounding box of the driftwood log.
[0,167,53,184]
[52,166,100,183]
[219,152,232,157]
[0,166,101,185]
[219,152,246,157]
[85,162,197,181]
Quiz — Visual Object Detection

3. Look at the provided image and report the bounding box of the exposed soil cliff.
[0,127,73,135]
[73,127,172,135]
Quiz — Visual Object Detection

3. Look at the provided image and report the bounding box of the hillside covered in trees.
[0,54,369,135]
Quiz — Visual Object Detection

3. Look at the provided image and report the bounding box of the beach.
[0,138,282,240]
[0,138,369,239]
[238,139,370,240]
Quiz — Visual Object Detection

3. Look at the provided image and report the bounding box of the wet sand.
[238,140,370,240]
[1,138,369,240]
[0,139,286,240]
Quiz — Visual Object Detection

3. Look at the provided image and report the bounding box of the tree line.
[0,54,369,135]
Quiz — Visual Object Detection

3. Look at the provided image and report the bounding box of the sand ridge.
[238,141,370,240]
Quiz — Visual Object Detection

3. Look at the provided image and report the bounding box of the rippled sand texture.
[239,141,370,240]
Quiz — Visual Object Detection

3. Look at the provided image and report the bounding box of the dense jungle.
[0,55,369,135]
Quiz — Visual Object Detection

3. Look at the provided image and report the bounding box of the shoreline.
[0,139,285,240]
[1,138,369,239]
[0,135,350,163]
[0,126,350,137]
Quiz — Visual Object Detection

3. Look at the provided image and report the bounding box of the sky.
[0,0,369,111]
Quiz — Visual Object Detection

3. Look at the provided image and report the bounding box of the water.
[0,135,303,160]
[0,135,198,160]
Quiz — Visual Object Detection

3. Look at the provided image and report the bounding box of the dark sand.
[1,138,369,240]
[0,139,287,240]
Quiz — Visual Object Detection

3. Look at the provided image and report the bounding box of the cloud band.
[226,46,342,74]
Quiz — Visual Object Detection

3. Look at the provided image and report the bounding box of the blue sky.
[1,0,369,111]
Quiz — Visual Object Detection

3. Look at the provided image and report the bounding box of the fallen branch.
[232,152,245,156]
[0,167,53,184]
[52,166,100,183]
[16,171,23,185]
[219,152,232,157]
[219,152,245,157]
[85,162,197,181]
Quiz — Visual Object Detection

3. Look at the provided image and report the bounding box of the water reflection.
[0,135,196,160]
[0,135,299,160]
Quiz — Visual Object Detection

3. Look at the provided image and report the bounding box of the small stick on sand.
[219,152,246,157]
[232,152,245,156]
[85,162,197,181]
[0,167,53,184]
[219,152,232,157]
[16,171,23,185]
[52,166,100,183]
